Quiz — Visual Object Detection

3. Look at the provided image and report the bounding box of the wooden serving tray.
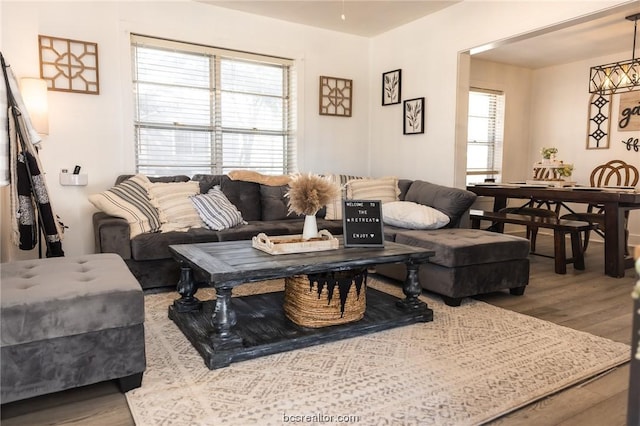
[252,230,339,255]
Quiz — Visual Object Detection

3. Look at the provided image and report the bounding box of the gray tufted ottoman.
[377,228,530,306]
[1,253,145,404]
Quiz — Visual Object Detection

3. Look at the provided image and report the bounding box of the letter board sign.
[342,200,384,247]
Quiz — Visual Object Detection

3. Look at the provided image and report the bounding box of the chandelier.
[589,13,640,94]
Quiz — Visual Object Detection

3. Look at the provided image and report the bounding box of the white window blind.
[466,88,505,184]
[131,34,296,176]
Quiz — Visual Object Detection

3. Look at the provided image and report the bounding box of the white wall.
[0,0,371,260]
[368,0,632,187]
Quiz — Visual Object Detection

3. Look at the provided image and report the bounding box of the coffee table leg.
[210,286,243,355]
[173,263,202,313]
[396,261,427,312]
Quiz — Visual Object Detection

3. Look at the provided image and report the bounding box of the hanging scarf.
[3,54,64,257]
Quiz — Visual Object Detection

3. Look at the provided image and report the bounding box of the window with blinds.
[131,34,296,176]
[466,88,505,184]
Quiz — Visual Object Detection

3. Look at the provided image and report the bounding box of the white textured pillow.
[88,174,160,238]
[324,174,366,220]
[382,201,450,229]
[346,176,400,203]
[191,186,246,231]
[149,181,205,231]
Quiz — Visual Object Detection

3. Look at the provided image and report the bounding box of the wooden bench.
[469,209,597,274]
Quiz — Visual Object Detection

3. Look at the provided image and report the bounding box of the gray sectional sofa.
[92,174,530,305]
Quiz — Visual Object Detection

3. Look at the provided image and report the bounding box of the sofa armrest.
[93,212,132,259]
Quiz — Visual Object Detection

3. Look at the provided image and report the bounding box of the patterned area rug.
[126,277,630,425]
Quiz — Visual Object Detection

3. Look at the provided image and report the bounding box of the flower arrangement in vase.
[557,163,574,178]
[286,173,339,240]
[540,147,558,163]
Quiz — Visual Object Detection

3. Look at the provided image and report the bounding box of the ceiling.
[471,6,640,69]
[199,1,460,37]
[199,1,639,69]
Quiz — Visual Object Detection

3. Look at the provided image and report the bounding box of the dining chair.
[560,160,639,254]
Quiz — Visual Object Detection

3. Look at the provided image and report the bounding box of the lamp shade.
[20,77,49,135]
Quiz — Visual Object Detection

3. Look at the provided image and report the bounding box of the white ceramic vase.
[302,214,318,240]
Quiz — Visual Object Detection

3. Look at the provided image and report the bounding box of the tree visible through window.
[131,34,296,176]
[466,88,505,184]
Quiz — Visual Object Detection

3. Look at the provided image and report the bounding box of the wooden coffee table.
[168,237,434,369]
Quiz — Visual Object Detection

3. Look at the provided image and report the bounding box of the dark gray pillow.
[191,174,224,194]
[261,185,299,221]
[219,176,262,221]
[404,180,476,227]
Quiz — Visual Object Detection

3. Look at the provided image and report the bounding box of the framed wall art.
[38,35,99,94]
[382,69,401,106]
[319,76,352,117]
[403,97,424,135]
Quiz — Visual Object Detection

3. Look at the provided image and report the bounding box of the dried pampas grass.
[286,173,340,216]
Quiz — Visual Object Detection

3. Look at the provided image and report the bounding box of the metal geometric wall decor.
[586,93,611,149]
[319,76,352,117]
[38,35,100,94]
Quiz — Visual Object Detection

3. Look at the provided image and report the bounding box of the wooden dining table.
[467,184,640,278]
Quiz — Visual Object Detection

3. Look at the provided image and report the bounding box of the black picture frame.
[342,200,385,247]
[382,69,401,106]
[403,97,425,135]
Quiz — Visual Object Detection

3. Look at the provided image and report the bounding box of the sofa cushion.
[215,221,295,241]
[130,227,221,261]
[115,174,190,185]
[220,176,262,221]
[397,179,413,200]
[191,174,224,194]
[88,174,161,238]
[260,184,300,221]
[382,201,450,229]
[149,181,205,231]
[403,180,476,227]
[394,228,530,268]
[191,186,246,230]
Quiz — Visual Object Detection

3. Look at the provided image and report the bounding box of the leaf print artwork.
[382,69,401,106]
[403,97,425,135]
[384,75,398,102]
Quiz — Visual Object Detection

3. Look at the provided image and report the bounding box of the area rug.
[126,277,630,426]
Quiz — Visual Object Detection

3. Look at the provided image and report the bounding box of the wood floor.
[1,233,636,426]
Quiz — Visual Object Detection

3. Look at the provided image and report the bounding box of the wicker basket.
[283,270,367,328]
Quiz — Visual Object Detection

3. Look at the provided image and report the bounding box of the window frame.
[466,87,505,184]
[131,34,296,176]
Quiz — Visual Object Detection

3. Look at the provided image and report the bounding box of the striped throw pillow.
[88,174,160,238]
[346,176,400,203]
[148,181,205,231]
[191,186,246,231]
[324,174,366,220]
